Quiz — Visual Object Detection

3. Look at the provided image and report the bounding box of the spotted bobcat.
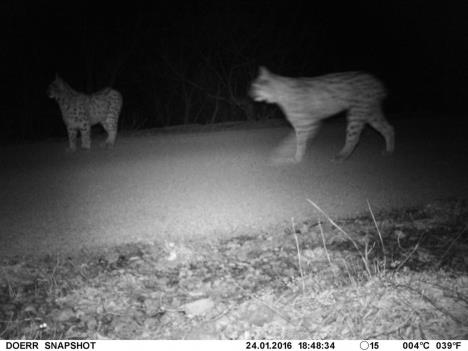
[249,67,394,163]
[47,75,123,151]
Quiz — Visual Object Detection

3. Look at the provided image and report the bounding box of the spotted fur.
[249,67,394,163]
[47,75,122,151]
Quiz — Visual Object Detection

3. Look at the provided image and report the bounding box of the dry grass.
[1,198,467,339]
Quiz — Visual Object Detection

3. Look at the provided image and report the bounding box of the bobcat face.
[47,77,66,99]
[249,67,278,103]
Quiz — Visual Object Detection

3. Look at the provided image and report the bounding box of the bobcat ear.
[259,66,270,76]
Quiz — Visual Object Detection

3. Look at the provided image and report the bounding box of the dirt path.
[1,119,467,257]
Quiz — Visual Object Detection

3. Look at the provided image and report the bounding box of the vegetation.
[1,198,466,339]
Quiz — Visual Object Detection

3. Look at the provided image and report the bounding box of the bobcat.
[48,75,123,151]
[249,67,394,163]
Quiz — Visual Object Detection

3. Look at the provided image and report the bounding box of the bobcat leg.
[101,119,117,148]
[80,124,91,150]
[105,130,117,147]
[368,109,395,155]
[294,123,320,162]
[270,131,298,164]
[334,120,364,162]
[66,127,78,152]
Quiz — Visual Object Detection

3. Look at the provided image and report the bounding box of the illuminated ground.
[1,119,467,257]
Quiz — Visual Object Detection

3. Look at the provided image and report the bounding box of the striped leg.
[294,122,321,162]
[367,106,395,155]
[334,110,365,162]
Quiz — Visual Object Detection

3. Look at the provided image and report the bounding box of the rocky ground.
[1,198,467,339]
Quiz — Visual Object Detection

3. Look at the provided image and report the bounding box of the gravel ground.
[1,118,467,257]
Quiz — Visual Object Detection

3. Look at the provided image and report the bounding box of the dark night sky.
[1,1,467,140]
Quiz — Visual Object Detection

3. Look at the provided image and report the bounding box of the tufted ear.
[259,66,271,77]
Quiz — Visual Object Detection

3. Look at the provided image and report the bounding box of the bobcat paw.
[100,141,114,149]
[381,149,393,157]
[270,156,299,166]
[332,154,348,163]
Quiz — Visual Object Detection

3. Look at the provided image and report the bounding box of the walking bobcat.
[249,67,394,163]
